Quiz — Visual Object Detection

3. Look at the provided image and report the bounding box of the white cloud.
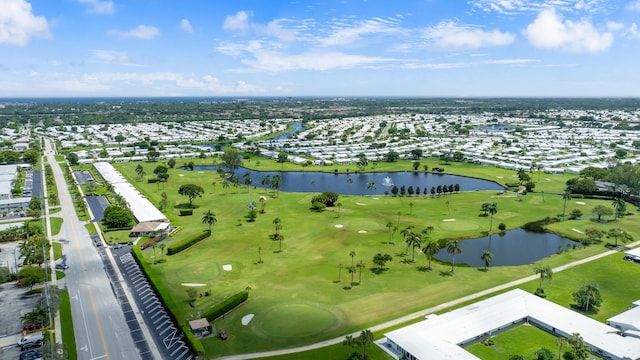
[317,17,404,47]
[523,9,613,52]
[92,50,132,65]
[180,19,193,33]
[470,0,608,15]
[223,10,252,32]
[240,49,393,72]
[76,0,114,15]
[625,23,640,39]
[404,62,468,69]
[484,58,540,64]
[607,21,624,32]
[0,0,51,46]
[627,1,640,11]
[108,25,160,39]
[421,21,515,48]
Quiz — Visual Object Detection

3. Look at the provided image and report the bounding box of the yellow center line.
[88,286,111,360]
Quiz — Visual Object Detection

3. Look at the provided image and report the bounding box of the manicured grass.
[84,223,97,235]
[49,217,63,236]
[53,242,62,260]
[110,160,637,358]
[55,270,65,280]
[59,289,77,360]
[466,324,560,359]
[103,230,133,244]
[54,155,65,162]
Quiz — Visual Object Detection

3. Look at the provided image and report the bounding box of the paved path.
[214,242,639,360]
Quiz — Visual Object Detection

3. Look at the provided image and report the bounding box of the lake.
[433,229,582,267]
[194,166,504,195]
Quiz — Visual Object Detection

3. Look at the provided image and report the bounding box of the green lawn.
[108,160,639,358]
[53,242,62,260]
[466,324,561,359]
[50,217,63,236]
[59,289,77,360]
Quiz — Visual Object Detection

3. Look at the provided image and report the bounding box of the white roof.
[608,305,640,332]
[385,289,640,360]
[626,248,640,259]
[93,162,167,223]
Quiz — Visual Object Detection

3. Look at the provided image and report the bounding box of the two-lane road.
[45,139,141,360]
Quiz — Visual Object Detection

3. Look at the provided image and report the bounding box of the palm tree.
[222,181,230,195]
[481,250,494,271]
[446,240,462,273]
[271,174,281,196]
[201,210,217,231]
[261,175,271,194]
[534,264,553,292]
[337,264,343,282]
[348,265,356,286]
[409,202,414,215]
[421,240,440,271]
[487,202,498,233]
[336,202,342,217]
[356,260,365,284]
[612,196,626,218]
[159,243,166,258]
[400,225,415,255]
[275,233,284,252]
[243,172,252,192]
[349,250,356,267]
[358,330,374,359]
[211,180,216,193]
[231,175,241,194]
[272,217,282,236]
[406,233,422,263]
[555,336,568,360]
[385,221,394,243]
[561,190,572,221]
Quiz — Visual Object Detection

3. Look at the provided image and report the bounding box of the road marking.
[88,286,111,360]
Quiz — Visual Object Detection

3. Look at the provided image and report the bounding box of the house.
[188,318,211,338]
[130,222,169,237]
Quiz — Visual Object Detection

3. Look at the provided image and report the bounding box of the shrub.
[179,209,193,216]
[147,178,160,183]
[498,223,507,232]
[181,325,205,356]
[167,230,211,255]
[311,201,326,211]
[311,192,339,207]
[203,290,249,322]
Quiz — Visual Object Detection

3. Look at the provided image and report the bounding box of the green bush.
[147,178,160,183]
[181,324,205,356]
[167,230,211,255]
[203,290,249,322]
[179,209,193,216]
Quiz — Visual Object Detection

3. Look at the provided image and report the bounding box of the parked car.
[17,332,44,350]
[55,263,69,270]
[19,349,43,360]
[22,322,44,332]
[219,330,227,340]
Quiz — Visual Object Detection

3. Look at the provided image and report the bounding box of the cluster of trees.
[103,206,133,228]
[389,183,460,197]
[311,191,339,210]
[569,164,640,196]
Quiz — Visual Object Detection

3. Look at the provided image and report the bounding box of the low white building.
[382,289,640,360]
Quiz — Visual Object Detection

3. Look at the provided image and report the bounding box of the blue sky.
[1,0,640,97]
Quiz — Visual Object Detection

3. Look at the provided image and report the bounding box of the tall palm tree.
[349,250,356,267]
[446,240,462,273]
[222,181,230,195]
[271,174,281,196]
[385,221,394,243]
[561,190,572,221]
[534,264,553,292]
[337,264,343,283]
[231,175,241,194]
[357,260,365,284]
[400,225,415,255]
[421,240,440,271]
[348,265,356,286]
[243,172,252,192]
[481,250,494,271]
[612,197,626,218]
[201,210,217,231]
[261,175,271,194]
[358,330,374,359]
[272,217,282,236]
[555,336,568,360]
[406,233,422,263]
[487,202,498,233]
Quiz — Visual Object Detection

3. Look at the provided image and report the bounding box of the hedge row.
[131,246,204,356]
[204,290,249,322]
[167,230,211,255]
[179,209,193,216]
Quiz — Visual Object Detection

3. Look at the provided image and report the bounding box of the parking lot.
[85,195,111,223]
[0,281,45,359]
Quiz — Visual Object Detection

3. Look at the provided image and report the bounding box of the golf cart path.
[214,241,639,360]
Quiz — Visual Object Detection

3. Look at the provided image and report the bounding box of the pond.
[272,122,305,140]
[194,166,504,195]
[433,229,582,267]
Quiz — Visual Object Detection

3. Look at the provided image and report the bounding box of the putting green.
[438,220,480,231]
[254,303,338,338]
[343,219,382,231]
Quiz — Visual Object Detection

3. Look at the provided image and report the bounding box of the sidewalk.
[214,241,640,360]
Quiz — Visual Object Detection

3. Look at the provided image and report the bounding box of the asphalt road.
[45,139,142,360]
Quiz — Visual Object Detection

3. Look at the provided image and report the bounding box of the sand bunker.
[178,174,185,177]
[222,264,232,271]
[358,230,367,233]
[356,202,367,206]
[496,176,503,179]
[335,224,344,228]
[242,314,255,326]
[572,228,584,234]
[181,283,207,287]
[442,219,456,222]
[372,197,379,200]
[576,201,586,205]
